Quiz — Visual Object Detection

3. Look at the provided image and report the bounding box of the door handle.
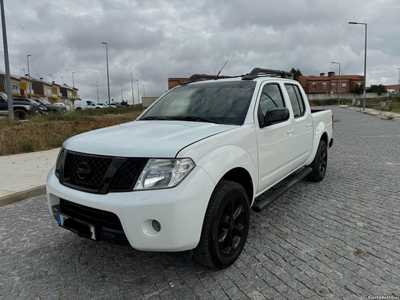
[287,128,294,136]
[306,122,312,129]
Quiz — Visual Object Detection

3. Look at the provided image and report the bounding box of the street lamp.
[131,73,134,105]
[72,72,75,100]
[331,62,341,106]
[398,68,400,95]
[136,80,140,104]
[349,21,367,111]
[102,42,111,105]
[61,76,64,84]
[1,0,14,118]
[120,84,124,102]
[143,85,145,97]
[27,55,32,98]
[96,81,99,103]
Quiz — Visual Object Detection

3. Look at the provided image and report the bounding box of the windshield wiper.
[140,116,169,120]
[168,116,219,124]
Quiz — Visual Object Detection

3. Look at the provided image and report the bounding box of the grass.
[0,107,144,156]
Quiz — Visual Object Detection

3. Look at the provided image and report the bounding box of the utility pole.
[131,73,134,105]
[136,80,140,104]
[96,81,99,103]
[27,55,32,98]
[102,42,111,104]
[331,62,341,106]
[72,72,75,100]
[398,68,400,95]
[1,0,13,118]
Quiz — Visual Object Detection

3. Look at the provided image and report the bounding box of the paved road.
[1,107,400,300]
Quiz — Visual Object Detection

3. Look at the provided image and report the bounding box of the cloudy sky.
[1,0,400,103]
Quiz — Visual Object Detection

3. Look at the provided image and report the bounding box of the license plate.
[56,212,97,241]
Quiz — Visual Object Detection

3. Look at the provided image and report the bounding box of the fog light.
[141,218,163,238]
[152,220,161,232]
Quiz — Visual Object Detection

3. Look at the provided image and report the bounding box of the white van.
[74,100,102,110]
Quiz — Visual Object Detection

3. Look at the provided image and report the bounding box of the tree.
[351,83,364,95]
[290,68,303,81]
[367,84,388,96]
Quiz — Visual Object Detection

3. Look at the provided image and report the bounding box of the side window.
[259,84,285,117]
[285,84,305,118]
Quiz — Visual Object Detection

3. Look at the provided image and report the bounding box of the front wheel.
[194,180,250,269]
[307,139,328,182]
[14,109,28,120]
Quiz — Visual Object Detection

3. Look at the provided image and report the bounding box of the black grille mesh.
[111,160,146,191]
[61,151,147,193]
[64,152,113,189]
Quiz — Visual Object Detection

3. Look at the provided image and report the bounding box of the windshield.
[0,92,7,100]
[41,99,51,105]
[140,81,255,125]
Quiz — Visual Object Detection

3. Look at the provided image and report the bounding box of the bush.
[389,101,400,111]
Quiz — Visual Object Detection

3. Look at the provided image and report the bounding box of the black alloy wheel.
[194,180,250,269]
[307,139,328,182]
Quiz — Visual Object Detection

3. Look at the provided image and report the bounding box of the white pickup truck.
[46,68,333,269]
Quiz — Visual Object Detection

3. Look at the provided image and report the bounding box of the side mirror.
[264,107,290,126]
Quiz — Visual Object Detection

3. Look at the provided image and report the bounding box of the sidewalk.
[0,148,60,206]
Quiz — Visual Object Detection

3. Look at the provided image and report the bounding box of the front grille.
[64,152,113,190]
[60,150,147,194]
[109,159,147,191]
[60,199,123,230]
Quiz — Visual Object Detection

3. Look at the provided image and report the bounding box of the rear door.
[255,81,294,193]
[284,84,313,170]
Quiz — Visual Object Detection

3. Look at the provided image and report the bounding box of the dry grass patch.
[0,108,143,156]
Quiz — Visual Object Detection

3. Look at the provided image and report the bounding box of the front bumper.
[46,165,215,252]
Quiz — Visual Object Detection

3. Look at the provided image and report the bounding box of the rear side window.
[285,84,305,118]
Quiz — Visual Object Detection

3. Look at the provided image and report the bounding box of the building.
[168,78,189,90]
[0,71,79,108]
[298,72,364,95]
[383,84,400,95]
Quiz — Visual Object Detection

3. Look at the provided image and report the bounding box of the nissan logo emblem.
[77,162,91,180]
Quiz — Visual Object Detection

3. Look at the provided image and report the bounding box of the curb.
[0,186,46,207]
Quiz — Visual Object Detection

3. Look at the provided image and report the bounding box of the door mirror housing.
[263,107,290,126]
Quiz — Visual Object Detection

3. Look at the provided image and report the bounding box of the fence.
[306,92,389,100]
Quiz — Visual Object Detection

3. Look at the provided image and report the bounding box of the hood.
[64,120,237,157]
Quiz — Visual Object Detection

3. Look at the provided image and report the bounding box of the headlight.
[55,147,66,178]
[134,158,195,190]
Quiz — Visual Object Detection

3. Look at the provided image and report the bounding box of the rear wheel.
[194,180,250,269]
[307,140,328,182]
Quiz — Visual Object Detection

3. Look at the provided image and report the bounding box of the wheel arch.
[220,168,253,206]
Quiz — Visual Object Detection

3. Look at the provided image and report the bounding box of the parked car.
[13,98,48,114]
[74,100,103,110]
[47,67,333,269]
[53,103,66,108]
[0,93,41,119]
[96,103,112,108]
[33,99,67,112]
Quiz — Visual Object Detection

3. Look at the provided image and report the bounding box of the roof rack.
[181,68,293,86]
[182,74,239,85]
[242,68,293,80]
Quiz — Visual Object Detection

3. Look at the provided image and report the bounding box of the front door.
[255,82,294,193]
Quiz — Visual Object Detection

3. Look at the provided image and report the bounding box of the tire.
[14,109,28,120]
[194,180,250,269]
[307,139,328,182]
